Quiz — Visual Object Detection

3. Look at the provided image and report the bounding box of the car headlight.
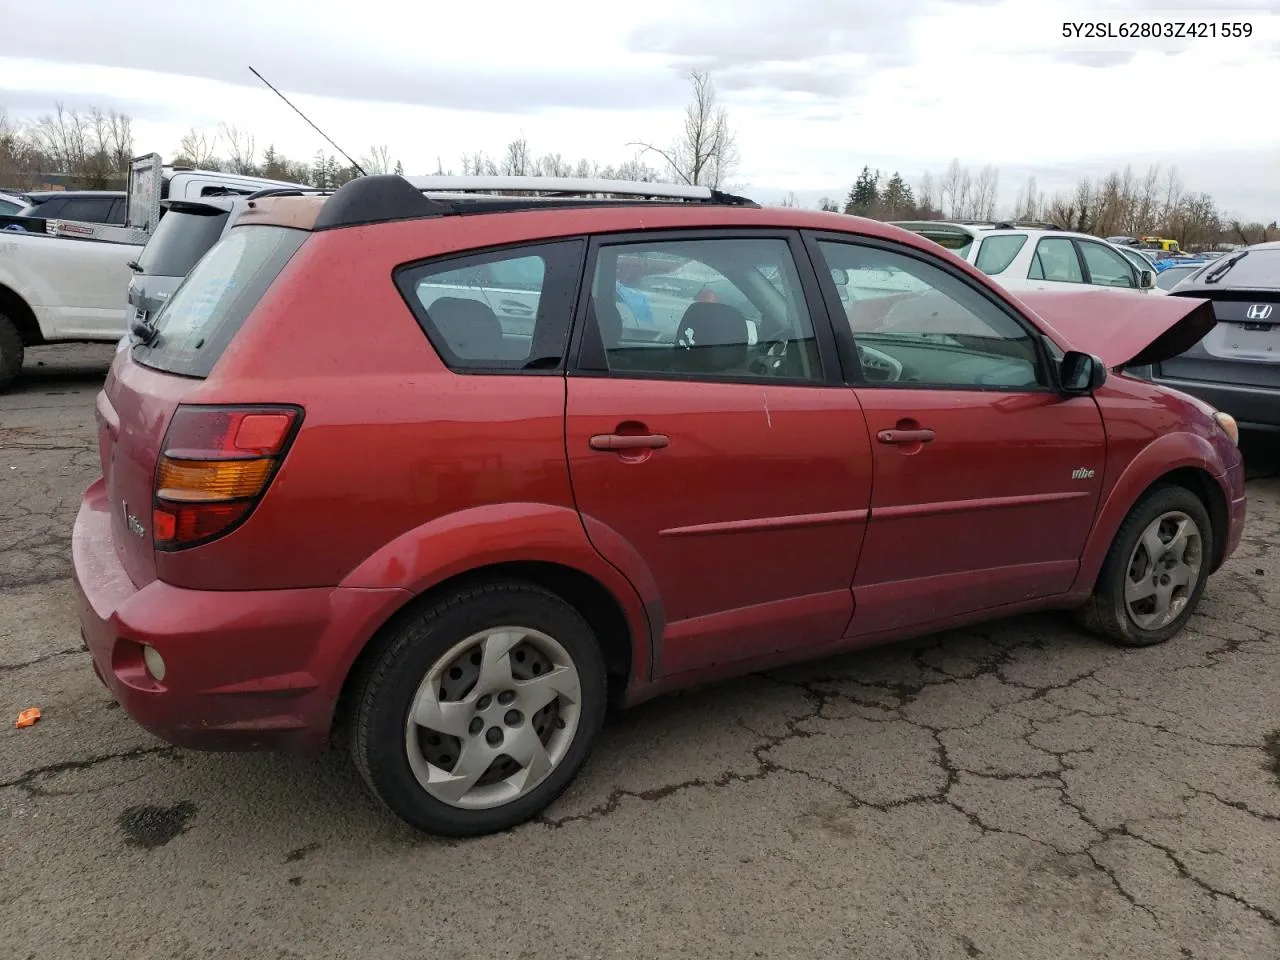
[1213,411,1239,446]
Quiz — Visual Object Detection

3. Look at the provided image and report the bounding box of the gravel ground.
[2,344,1278,960]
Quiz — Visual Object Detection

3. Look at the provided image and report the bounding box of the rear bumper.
[1153,376,1280,431]
[72,478,408,752]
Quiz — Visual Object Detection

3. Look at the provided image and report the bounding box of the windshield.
[135,207,230,277]
[133,225,306,378]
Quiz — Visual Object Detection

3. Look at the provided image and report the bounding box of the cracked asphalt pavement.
[2,344,1279,960]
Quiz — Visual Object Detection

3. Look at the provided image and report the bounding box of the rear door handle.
[589,433,670,451]
[877,428,935,444]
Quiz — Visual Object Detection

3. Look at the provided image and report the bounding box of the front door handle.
[877,428,935,444]
[589,433,670,451]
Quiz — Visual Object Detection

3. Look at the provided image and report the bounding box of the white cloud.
[1,0,1277,217]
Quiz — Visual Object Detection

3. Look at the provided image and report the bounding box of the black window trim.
[1074,237,1139,290]
[800,229,1063,394]
[392,236,589,377]
[566,227,845,389]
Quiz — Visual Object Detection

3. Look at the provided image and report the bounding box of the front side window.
[398,240,585,371]
[1028,237,1084,283]
[974,234,1027,275]
[1079,241,1137,288]
[585,237,824,383]
[816,239,1045,389]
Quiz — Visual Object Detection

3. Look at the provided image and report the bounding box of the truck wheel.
[0,313,23,393]
[1076,484,1213,647]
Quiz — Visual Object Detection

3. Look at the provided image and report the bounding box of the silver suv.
[890,220,1159,296]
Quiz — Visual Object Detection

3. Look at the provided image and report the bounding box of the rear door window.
[135,208,231,277]
[133,226,307,378]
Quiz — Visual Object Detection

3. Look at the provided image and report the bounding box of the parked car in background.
[74,174,1243,838]
[0,156,306,391]
[1155,262,1206,290]
[0,191,30,216]
[1114,244,1169,294]
[1139,241,1280,430]
[13,190,127,226]
[890,221,1159,295]
[124,188,319,340]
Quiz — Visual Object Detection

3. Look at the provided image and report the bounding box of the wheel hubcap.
[1124,510,1203,631]
[405,627,582,810]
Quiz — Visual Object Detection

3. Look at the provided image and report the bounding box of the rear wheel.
[0,313,24,393]
[1077,484,1213,647]
[350,581,607,836]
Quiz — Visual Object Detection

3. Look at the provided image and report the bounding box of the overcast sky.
[3,0,1278,219]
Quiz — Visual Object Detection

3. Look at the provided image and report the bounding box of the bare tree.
[777,191,799,208]
[631,70,738,187]
[535,152,571,177]
[220,124,257,175]
[175,127,220,169]
[916,172,936,216]
[501,137,532,177]
[29,103,92,177]
[971,164,999,220]
[359,144,395,175]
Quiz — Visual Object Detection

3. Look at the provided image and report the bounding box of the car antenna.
[248,65,368,178]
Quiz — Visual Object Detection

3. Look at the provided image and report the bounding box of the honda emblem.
[1245,303,1273,321]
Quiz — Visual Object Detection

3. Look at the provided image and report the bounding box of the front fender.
[339,501,657,683]
[1071,430,1231,594]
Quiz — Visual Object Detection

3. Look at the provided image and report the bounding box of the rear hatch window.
[133,225,306,378]
[136,206,231,277]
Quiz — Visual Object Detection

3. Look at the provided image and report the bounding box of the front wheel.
[350,581,607,836]
[1076,484,1214,647]
[0,313,24,393]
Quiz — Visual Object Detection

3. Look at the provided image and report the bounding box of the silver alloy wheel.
[1124,510,1204,631]
[405,626,583,810]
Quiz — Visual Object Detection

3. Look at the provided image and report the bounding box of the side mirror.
[1061,351,1107,394]
[1139,269,1155,289]
[830,267,849,286]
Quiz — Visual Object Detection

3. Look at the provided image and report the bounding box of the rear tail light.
[153,404,302,549]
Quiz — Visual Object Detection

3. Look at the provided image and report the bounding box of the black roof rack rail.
[311,174,758,230]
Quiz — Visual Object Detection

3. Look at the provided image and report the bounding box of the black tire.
[1076,484,1214,647]
[0,312,23,393]
[350,580,607,836]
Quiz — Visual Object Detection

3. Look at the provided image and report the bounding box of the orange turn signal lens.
[156,457,274,502]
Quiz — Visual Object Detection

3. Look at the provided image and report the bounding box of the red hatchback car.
[73,175,1246,836]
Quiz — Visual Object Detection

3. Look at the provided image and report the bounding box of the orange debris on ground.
[14,707,41,728]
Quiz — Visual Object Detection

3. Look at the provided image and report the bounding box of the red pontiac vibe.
[72,175,1246,836]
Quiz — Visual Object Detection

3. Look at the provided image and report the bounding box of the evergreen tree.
[882,171,914,217]
[310,150,328,188]
[844,166,880,215]
[394,159,405,176]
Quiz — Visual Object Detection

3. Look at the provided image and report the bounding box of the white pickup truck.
[0,153,305,390]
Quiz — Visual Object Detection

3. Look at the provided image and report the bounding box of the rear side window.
[133,226,306,378]
[974,234,1027,275]
[396,241,585,372]
[136,208,230,277]
[51,197,118,223]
